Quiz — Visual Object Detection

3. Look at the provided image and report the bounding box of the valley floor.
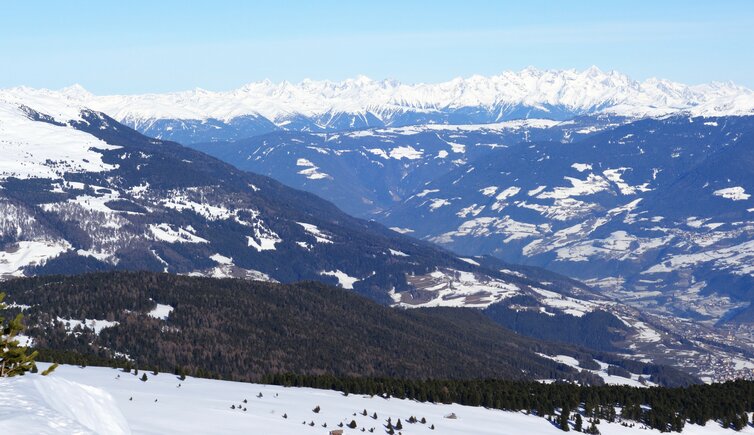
[1,364,752,435]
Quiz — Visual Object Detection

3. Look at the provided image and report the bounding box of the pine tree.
[0,292,40,377]
[559,407,570,432]
[574,414,583,432]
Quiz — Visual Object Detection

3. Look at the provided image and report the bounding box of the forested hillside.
[0,272,694,386]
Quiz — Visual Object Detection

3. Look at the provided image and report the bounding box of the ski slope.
[0,364,751,435]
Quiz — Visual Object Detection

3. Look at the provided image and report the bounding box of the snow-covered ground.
[0,99,120,181]
[1,364,751,435]
[320,269,360,289]
[396,268,521,308]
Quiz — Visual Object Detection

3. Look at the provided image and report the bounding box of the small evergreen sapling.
[41,363,59,376]
[0,292,43,377]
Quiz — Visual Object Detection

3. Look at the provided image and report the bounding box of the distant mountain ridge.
[3,67,754,143]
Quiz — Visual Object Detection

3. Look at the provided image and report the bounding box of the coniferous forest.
[1,272,752,432]
[4,272,685,384]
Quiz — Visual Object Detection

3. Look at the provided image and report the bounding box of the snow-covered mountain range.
[75,67,754,119]
[4,67,754,143]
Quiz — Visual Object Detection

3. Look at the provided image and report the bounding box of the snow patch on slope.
[320,270,359,289]
[147,303,173,320]
[296,222,333,244]
[714,186,750,201]
[397,269,521,308]
[296,158,331,180]
[57,317,119,335]
[149,224,208,244]
[0,240,70,279]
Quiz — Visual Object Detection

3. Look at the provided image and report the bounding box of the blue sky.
[2,0,753,93]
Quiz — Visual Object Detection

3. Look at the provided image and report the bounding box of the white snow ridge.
[6,67,754,125]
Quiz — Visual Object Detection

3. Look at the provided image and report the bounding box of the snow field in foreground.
[0,364,752,435]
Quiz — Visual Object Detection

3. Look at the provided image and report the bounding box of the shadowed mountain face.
[167,112,754,380]
[191,114,754,329]
[378,116,754,325]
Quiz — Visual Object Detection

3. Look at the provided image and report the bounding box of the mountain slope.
[0,271,694,384]
[191,119,584,217]
[380,115,754,329]
[0,91,616,313]
[7,364,749,435]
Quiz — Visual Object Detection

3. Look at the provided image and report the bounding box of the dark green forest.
[1,272,693,386]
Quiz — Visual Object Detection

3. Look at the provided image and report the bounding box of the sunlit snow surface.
[714,186,750,201]
[0,240,71,279]
[536,354,657,388]
[27,67,754,123]
[147,303,173,320]
[395,268,521,308]
[320,270,360,289]
[56,317,119,335]
[1,364,751,435]
[0,99,120,180]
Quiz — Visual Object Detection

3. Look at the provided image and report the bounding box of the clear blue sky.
[2,0,753,93]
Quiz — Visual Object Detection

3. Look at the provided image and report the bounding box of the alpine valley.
[2,68,754,394]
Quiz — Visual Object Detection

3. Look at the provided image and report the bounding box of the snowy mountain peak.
[59,83,93,99]
[3,68,753,131]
